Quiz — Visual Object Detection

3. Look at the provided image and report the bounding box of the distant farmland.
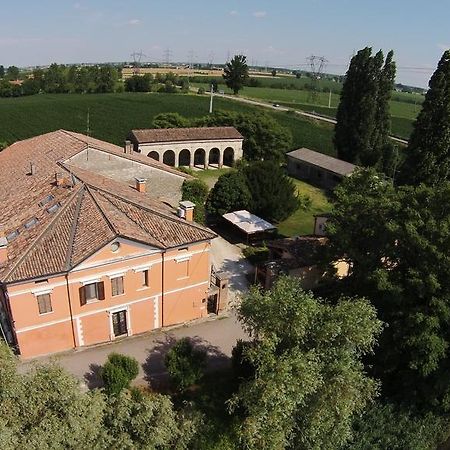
[0,93,335,156]
[192,81,423,140]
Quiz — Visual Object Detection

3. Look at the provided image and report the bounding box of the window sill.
[38,311,54,316]
[111,293,125,298]
[136,286,150,291]
[86,299,101,304]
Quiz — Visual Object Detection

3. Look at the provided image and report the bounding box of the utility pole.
[209,84,214,113]
[86,108,90,136]
[328,89,332,108]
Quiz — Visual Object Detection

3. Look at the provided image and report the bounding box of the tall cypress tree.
[399,50,450,186]
[334,47,396,168]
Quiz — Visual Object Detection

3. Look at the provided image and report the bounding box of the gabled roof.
[0,131,215,284]
[130,126,243,144]
[287,148,357,176]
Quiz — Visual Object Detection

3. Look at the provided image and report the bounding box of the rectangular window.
[141,270,149,287]
[79,281,105,305]
[111,276,124,296]
[37,293,52,314]
[176,260,189,279]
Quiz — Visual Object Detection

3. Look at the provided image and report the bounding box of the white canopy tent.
[222,210,276,241]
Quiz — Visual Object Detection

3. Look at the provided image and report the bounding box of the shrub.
[182,178,209,224]
[197,87,205,94]
[101,353,139,395]
[165,338,207,391]
[231,340,255,380]
[242,245,269,265]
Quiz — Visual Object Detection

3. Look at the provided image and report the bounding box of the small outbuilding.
[286,148,357,190]
[222,210,276,242]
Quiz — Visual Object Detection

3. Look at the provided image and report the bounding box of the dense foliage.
[326,168,450,410]
[242,161,299,221]
[165,338,207,391]
[206,170,251,217]
[334,47,396,169]
[181,178,209,223]
[230,277,382,450]
[101,353,139,395]
[399,50,450,186]
[223,54,249,94]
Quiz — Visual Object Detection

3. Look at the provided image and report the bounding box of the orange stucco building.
[0,131,216,358]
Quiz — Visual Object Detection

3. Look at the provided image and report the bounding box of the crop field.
[192,81,423,140]
[0,92,335,155]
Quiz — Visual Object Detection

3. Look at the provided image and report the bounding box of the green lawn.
[277,178,332,237]
[0,92,335,155]
[194,167,231,188]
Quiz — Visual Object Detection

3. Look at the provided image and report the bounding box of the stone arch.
[194,148,206,168]
[208,147,220,166]
[179,149,191,167]
[148,151,159,161]
[163,150,176,166]
[223,147,234,167]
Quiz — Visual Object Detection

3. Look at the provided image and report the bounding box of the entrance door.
[112,310,128,337]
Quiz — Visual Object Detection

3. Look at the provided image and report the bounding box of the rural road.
[199,88,409,146]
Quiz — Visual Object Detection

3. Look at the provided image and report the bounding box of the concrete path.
[20,236,252,389]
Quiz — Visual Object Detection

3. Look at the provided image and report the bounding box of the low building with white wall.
[129,127,244,169]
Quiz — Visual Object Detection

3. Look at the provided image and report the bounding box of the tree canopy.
[231,276,382,450]
[326,168,450,409]
[223,54,249,95]
[206,170,252,217]
[399,50,450,186]
[334,47,396,169]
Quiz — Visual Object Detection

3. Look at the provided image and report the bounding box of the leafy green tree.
[206,170,251,217]
[197,110,293,162]
[223,54,249,94]
[165,338,207,391]
[346,401,450,450]
[152,112,191,128]
[43,63,68,93]
[96,65,117,93]
[102,389,198,449]
[101,353,140,395]
[243,161,299,221]
[230,277,382,450]
[399,50,450,186]
[334,47,396,168]
[0,79,12,97]
[326,169,450,410]
[21,78,40,96]
[181,178,209,223]
[271,69,277,77]
[6,65,20,80]
[0,65,4,78]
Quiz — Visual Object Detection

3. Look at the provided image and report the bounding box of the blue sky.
[1,0,449,87]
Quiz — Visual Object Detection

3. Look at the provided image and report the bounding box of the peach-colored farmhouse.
[0,131,217,359]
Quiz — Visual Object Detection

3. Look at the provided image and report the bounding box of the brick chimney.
[179,200,195,222]
[55,172,69,187]
[125,140,133,154]
[0,231,7,265]
[135,178,146,193]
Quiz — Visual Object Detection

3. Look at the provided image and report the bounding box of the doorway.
[112,310,128,337]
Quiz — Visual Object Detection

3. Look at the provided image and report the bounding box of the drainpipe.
[161,251,165,328]
[65,274,77,349]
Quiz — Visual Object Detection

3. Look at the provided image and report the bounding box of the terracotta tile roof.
[130,126,243,144]
[0,131,216,284]
[287,148,357,176]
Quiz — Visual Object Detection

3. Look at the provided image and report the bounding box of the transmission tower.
[163,48,172,66]
[306,55,328,102]
[130,50,147,75]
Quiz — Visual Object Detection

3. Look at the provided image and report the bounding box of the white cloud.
[229,10,238,16]
[127,19,141,26]
[253,11,267,18]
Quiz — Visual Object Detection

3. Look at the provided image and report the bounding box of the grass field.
[277,179,331,237]
[0,92,335,155]
[192,81,421,140]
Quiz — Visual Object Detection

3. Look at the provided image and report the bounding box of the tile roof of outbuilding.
[287,148,357,176]
[0,130,215,284]
[130,126,243,144]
